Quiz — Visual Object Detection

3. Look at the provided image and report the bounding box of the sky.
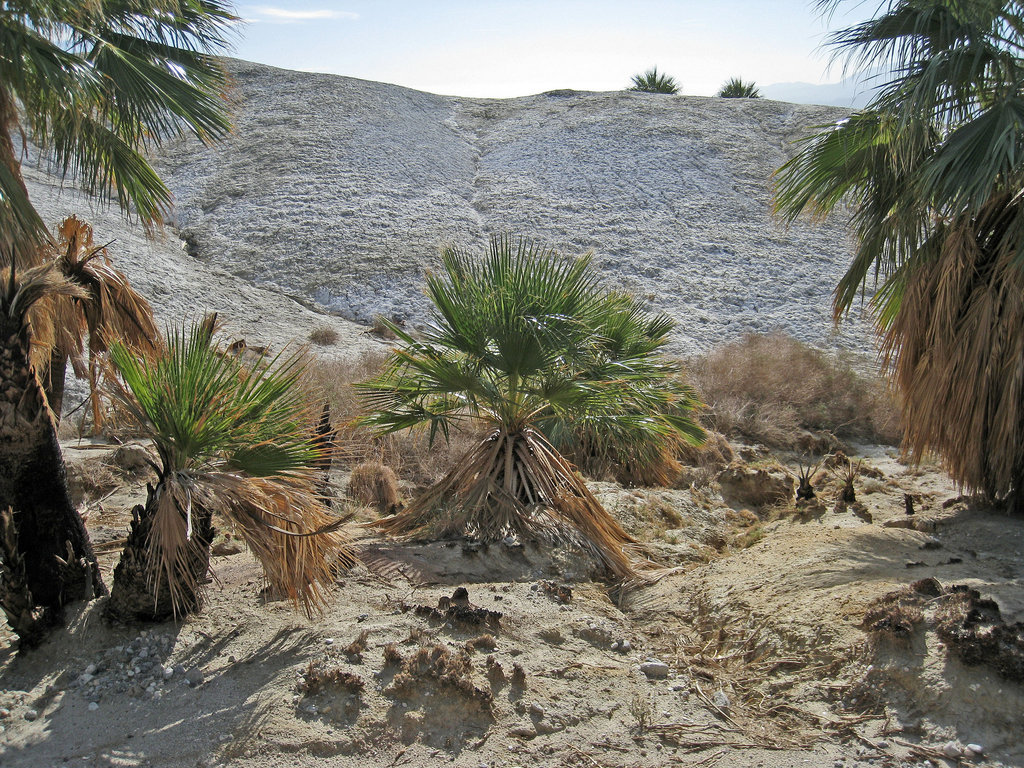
[231,1,875,99]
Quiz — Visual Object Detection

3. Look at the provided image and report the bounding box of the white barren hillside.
[28,59,869,358]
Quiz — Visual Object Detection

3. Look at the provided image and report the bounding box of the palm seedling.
[359,235,704,578]
[629,67,680,94]
[717,78,761,98]
[795,456,825,501]
[105,320,356,622]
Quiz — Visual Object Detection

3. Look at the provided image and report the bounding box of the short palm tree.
[717,78,761,98]
[106,320,356,621]
[775,1,1024,508]
[359,236,704,578]
[629,67,680,94]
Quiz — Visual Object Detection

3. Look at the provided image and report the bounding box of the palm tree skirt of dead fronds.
[373,428,637,579]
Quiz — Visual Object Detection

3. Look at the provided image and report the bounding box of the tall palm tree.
[717,78,761,98]
[106,320,356,621]
[0,264,106,645]
[629,67,680,94]
[359,236,704,578]
[775,1,1024,509]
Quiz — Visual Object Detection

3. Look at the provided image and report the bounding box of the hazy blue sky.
[232,1,872,98]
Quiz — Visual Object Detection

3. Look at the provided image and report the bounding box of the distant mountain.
[762,76,882,108]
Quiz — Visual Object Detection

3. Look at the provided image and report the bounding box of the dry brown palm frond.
[373,427,637,579]
[1,263,88,369]
[881,193,1024,502]
[207,472,356,617]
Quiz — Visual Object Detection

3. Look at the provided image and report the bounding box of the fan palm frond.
[717,78,761,98]
[629,67,680,94]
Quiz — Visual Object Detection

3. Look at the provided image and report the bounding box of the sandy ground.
[1,439,1021,768]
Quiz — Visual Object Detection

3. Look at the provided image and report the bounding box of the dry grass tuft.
[343,628,371,660]
[347,461,400,513]
[308,326,339,346]
[465,633,497,652]
[692,333,900,448]
[386,643,493,712]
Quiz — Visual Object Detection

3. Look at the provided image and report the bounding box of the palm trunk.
[43,351,67,423]
[106,484,215,622]
[0,314,105,642]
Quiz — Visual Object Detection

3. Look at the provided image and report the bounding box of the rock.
[942,742,962,759]
[0,708,9,718]
[966,744,984,757]
[211,537,244,556]
[357,613,368,622]
[610,641,620,651]
[717,464,794,508]
[528,702,545,718]
[620,640,632,652]
[24,709,38,721]
[110,443,154,474]
[88,702,99,712]
[185,668,204,687]
[162,667,174,680]
[85,664,97,676]
[640,660,670,679]
[324,638,334,646]
[712,690,730,712]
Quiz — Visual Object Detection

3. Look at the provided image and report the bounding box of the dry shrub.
[343,628,370,660]
[298,662,364,697]
[306,351,476,487]
[347,461,400,513]
[308,326,339,346]
[386,643,493,711]
[692,333,900,448]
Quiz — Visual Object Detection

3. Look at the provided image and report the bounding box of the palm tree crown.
[629,67,680,94]
[0,0,237,262]
[775,0,1024,505]
[717,78,761,98]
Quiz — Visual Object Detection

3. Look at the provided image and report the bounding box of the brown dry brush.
[373,427,637,579]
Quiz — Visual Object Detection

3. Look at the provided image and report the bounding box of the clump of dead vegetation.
[308,325,339,346]
[347,460,401,513]
[692,333,900,449]
[298,660,365,697]
[385,643,493,713]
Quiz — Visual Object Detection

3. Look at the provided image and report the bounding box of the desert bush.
[692,333,900,448]
[306,351,475,487]
[308,325,339,346]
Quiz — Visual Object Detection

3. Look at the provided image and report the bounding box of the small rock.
[875,741,889,749]
[185,668,204,686]
[85,664,97,676]
[162,667,174,680]
[357,614,368,622]
[0,708,10,718]
[324,638,334,646]
[640,660,670,679]
[24,709,38,722]
[966,743,984,757]
[942,742,962,759]
[620,640,632,652]
[88,702,99,712]
[712,690,730,712]
[610,641,620,651]
[529,702,545,718]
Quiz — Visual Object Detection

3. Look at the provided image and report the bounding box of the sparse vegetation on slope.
[629,66,680,94]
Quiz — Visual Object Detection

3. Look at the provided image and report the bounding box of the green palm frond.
[0,0,237,256]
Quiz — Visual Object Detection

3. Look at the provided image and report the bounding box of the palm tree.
[0,264,106,645]
[775,1,1024,509]
[629,67,680,94]
[359,236,704,578]
[106,320,356,621]
[0,0,235,638]
[717,78,761,98]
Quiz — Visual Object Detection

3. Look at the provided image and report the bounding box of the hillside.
[28,58,869,359]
